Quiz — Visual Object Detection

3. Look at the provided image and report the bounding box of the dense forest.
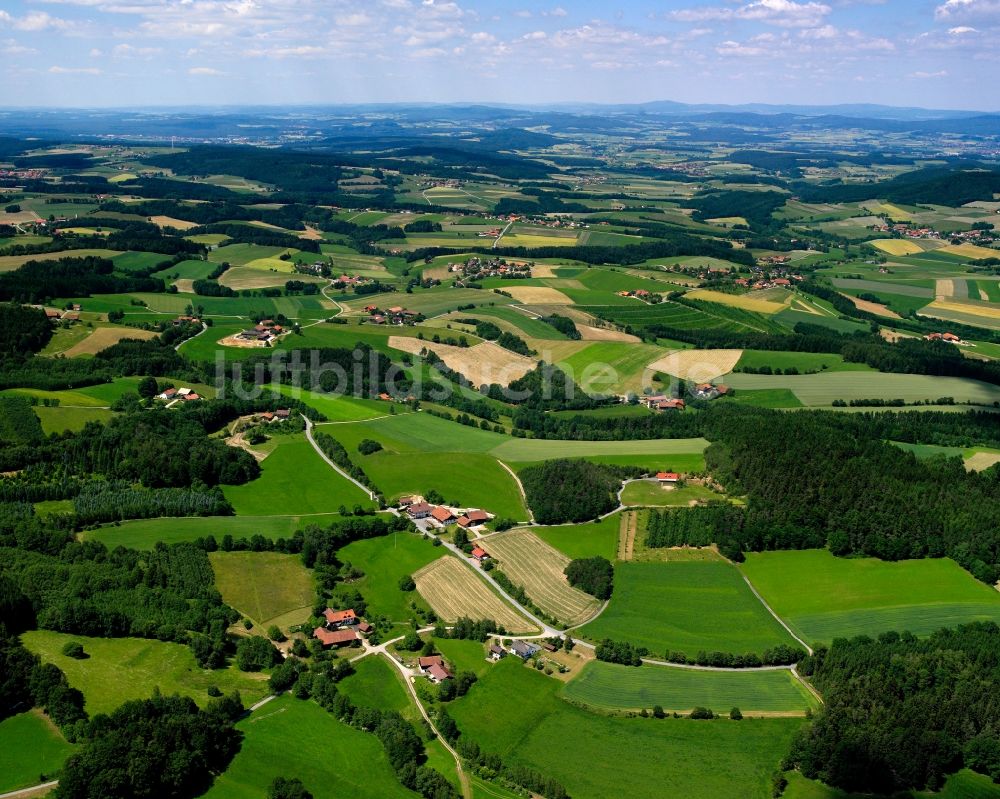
[790,623,1000,793]
[520,460,640,524]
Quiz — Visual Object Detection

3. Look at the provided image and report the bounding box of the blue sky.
[0,0,997,110]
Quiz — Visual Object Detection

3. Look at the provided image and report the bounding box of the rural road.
[739,572,813,656]
[175,321,208,351]
[0,781,59,799]
[492,218,515,249]
[301,414,377,501]
[495,460,534,524]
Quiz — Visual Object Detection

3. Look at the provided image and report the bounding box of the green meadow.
[740,550,1000,643]
[82,513,339,549]
[564,661,817,714]
[529,513,621,561]
[734,350,873,374]
[783,770,1000,799]
[336,533,442,622]
[579,561,799,658]
[204,695,415,799]
[0,710,76,792]
[34,405,114,434]
[222,435,375,515]
[338,655,418,723]
[209,551,314,629]
[449,658,803,799]
[20,631,270,715]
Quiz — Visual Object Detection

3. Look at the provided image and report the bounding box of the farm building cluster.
[237,319,285,343]
[400,496,494,531]
[869,222,995,245]
[155,387,203,402]
[639,395,686,411]
[450,257,533,280]
[312,607,373,649]
[365,305,421,325]
[925,332,966,345]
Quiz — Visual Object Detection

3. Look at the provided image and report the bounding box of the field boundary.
[739,571,813,656]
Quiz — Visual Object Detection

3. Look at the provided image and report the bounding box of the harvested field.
[924,298,1000,321]
[683,289,789,315]
[504,286,574,305]
[617,510,638,562]
[389,336,535,387]
[840,293,901,319]
[940,243,998,260]
[575,324,640,342]
[149,215,197,230]
[966,452,1000,472]
[870,239,925,256]
[413,557,536,632]
[485,529,601,627]
[530,264,558,278]
[63,326,157,356]
[645,348,743,382]
[936,279,957,300]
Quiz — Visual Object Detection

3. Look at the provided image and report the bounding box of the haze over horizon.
[0,0,998,110]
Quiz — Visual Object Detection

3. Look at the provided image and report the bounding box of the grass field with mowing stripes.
[579,561,799,658]
[414,556,536,633]
[484,529,600,626]
[740,550,1000,643]
[564,661,818,714]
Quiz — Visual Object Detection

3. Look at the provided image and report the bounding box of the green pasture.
[151,258,219,281]
[529,514,621,561]
[461,305,570,340]
[723,371,1000,406]
[734,351,872,374]
[579,561,799,658]
[783,769,1000,799]
[338,655,417,722]
[336,533,442,622]
[222,435,375,515]
[559,341,670,394]
[0,710,75,793]
[20,631,270,715]
[207,243,294,266]
[724,388,803,408]
[563,661,817,714]
[450,658,803,799]
[620,481,725,507]
[740,550,1000,643]
[34,406,114,434]
[432,637,494,679]
[269,384,390,422]
[204,695,415,799]
[82,514,334,549]
[210,551,314,629]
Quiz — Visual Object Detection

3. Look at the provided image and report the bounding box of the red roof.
[466,509,489,522]
[471,547,489,559]
[427,664,452,682]
[430,506,455,523]
[657,472,680,481]
[419,655,444,669]
[408,502,432,516]
[314,627,358,646]
[323,608,356,625]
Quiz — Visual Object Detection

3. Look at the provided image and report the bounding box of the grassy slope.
[450,658,803,799]
[563,660,817,714]
[20,631,270,715]
[579,561,798,658]
[529,514,621,561]
[0,710,75,792]
[336,533,442,622]
[222,435,375,515]
[82,514,339,549]
[204,695,416,799]
[209,551,314,628]
[740,550,1000,643]
[734,350,873,373]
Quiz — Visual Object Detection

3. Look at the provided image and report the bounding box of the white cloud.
[935,0,1000,20]
[948,25,978,32]
[48,65,100,73]
[673,0,832,28]
[188,66,224,75]
[909,69,949,78]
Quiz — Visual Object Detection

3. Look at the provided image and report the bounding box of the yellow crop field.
[706,216,749,227]
[389,337,535,387]
[504,286,574,305]
[150,215,197,231]
[413,556,535,632]
[645,348,743,382]
[869,239,924,256]
[924,299,1000,321]
[940,243,999,260]
[63,326,158,357]
[684,289,790,315]
[501,234,580,248]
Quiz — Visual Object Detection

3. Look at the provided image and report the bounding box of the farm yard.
[740,550,1000,643]
[413,556,537,633]
[564,661,818,715]
[579,561,800,658]
[483,529,602,626]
